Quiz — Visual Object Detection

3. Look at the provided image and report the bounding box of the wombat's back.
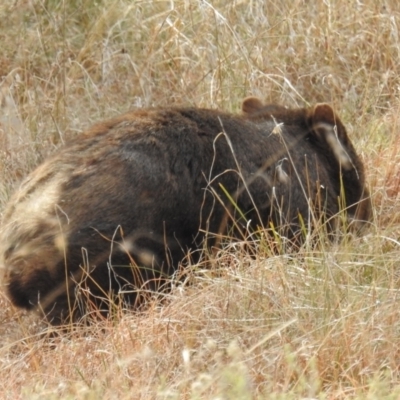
[0,107,268,321]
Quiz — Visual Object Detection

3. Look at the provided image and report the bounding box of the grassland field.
[1,0,400,398]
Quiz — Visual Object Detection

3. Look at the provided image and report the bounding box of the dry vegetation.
[1,0,400,398]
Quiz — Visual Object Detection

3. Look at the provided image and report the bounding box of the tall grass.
[1,0,400,398]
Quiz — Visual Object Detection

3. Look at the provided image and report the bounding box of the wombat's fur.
[0,97,371,323]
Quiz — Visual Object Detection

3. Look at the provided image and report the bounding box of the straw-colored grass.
[1,0,400,398]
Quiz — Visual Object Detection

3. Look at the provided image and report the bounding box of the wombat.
[0,97,371,323]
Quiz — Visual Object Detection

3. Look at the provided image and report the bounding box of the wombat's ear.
[309,103,352,169]
[310,103,349,142]
[311,103,336,125]
[242,96,264,114]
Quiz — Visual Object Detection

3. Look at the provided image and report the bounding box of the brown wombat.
[0,97,371,323]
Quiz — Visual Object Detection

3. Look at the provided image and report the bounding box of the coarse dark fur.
[0,97,371,324]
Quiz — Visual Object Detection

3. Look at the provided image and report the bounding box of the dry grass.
[1,0,400,398]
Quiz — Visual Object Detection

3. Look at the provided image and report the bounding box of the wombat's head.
[242,96,372,228]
